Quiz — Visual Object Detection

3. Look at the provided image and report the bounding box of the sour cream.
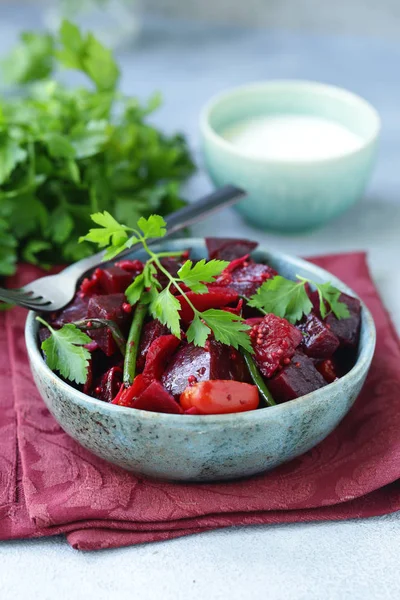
[222,115,363,161]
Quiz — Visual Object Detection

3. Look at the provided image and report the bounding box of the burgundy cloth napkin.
[1,252,400,551]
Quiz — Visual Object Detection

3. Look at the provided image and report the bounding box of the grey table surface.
[1,9,400,600]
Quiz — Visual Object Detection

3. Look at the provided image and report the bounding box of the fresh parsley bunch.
[0,21,195,276]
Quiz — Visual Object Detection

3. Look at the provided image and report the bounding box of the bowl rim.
[199,79,381,166]
[25,238,376,426]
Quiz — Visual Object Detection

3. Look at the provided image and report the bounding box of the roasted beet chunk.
[38,327,51,345]
[51,295,89,327]
[132,381,183,414]
[162,340,249,397]
[249,314,302,378]
[87,293,130,356]
[177,287,239,323]
[96,266,134,295]
[162,344,211,396]
[228,262,277,297]
[114,259,144,274]
[297,313,339,359]
[206,237,258,260]
[324,293,361,348]
[95,366,123,403]
[315,359,339,383]
[82,358,94,395]
[142,335,181,384]
[80,264,141,297]
[268,352,327,402]
[137,319,169,372]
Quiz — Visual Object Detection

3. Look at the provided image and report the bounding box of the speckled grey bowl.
[25,239,376,482]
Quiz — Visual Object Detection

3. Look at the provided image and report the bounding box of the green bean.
[123,302,148,387]
[242,350,276,407]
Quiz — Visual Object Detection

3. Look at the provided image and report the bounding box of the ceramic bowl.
[200,80,380,232]
[25,239,376,482]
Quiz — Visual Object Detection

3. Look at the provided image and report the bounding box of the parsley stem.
[241,350,276,407]
[123,301,148,387]
[35,315,54,332]
[142,239,200,318]
[73,319,126,356]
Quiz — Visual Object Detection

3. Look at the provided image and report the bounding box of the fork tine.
[0,288,51,309]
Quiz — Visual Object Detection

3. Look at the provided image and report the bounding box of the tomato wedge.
[180,380,259,415]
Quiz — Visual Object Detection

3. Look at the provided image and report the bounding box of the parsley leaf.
[57,21,120,91]
[125,272,145,306]
[79,210,132,248]
[0,218,17,276]
[313,281,351,319]
[37,318,91,385]
[0,136,27,185]
[2,31,54,84]
[137,214,167,239]
[177,259,228,293]
[248,276,313,324]
[201,310,252,352]
[149,287,181,338]
[186,315,210,347]
[249,274,350,323]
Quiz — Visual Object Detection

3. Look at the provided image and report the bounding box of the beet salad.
[37,213,361,416]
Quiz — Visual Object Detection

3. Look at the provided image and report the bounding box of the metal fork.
[0,185,245,312]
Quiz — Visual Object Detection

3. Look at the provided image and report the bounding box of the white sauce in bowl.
[222,115,363,160]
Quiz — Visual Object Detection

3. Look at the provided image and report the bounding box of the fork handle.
[60,185,245,281]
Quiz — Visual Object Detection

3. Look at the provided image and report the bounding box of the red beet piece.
[51,295,89,327]
[315,358,339,383]
[249,314,302,378]
[206,237,258,260]
[223,298,244,316]
[245,317,263,328]
[136,319,169,372]
[82,359,94,395]
[87,293,130,356]
[96,366,123,403]
[297,313,340,359]
[177,286,239,323]
[38,327,51,344]
[161,340,249,397]
[96,266,133,295]
[132,381,183,414]
[268,352,327,403]
[79,268,104,297]
[142,335,181,384]
[184,407,202,415]
[115,259,144,274]
[112,373,148,407]
[325,293,361,348]
[228,262,277,297]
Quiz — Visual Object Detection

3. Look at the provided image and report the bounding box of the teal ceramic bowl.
[200,80,380,232]
[25,239,376,482]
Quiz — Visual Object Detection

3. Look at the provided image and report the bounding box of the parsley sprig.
[248,275,350,323]
[80,212,253,353]
[37,317,91,385]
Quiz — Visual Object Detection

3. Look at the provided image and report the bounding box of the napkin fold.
[1,252,399,551]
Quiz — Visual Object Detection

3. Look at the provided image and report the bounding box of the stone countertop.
[0,11,399,600]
